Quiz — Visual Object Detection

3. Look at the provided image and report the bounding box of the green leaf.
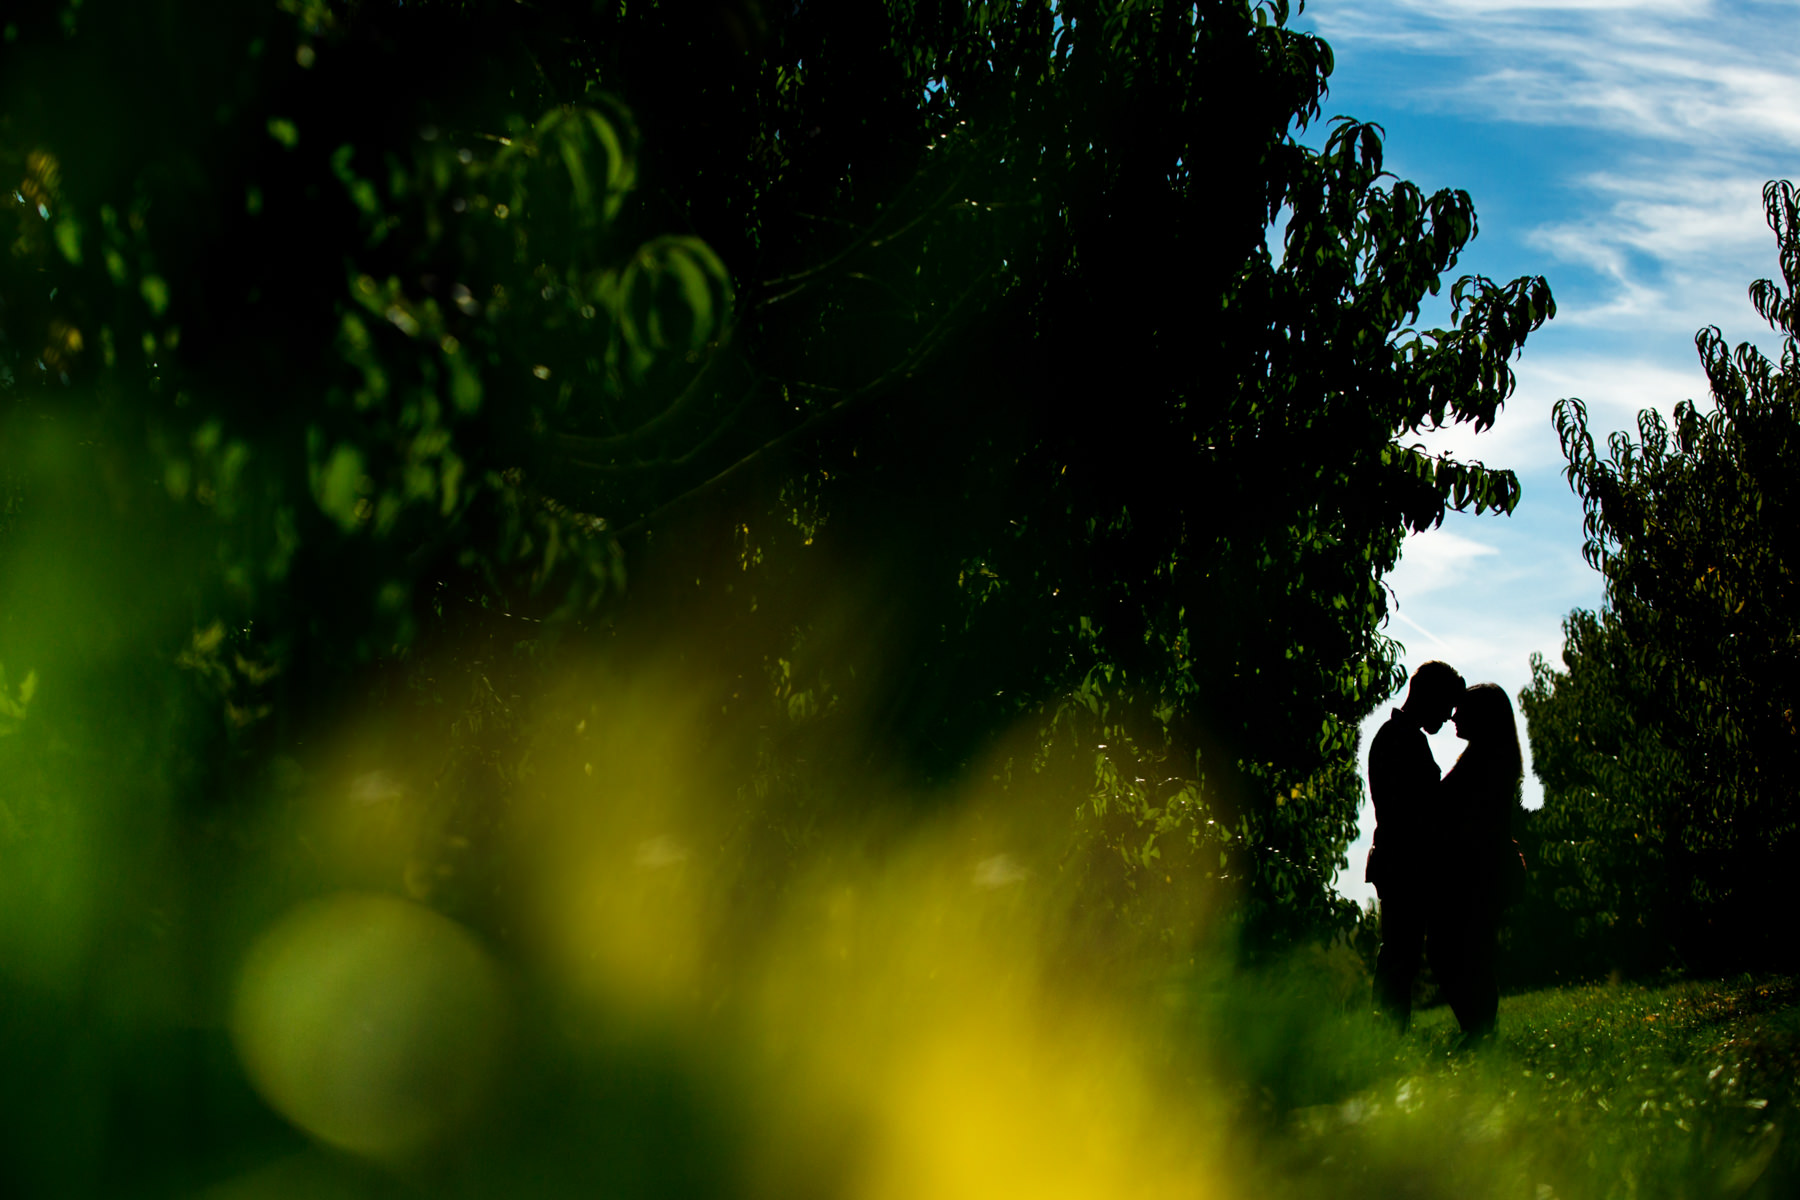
[53,217,81,264]
[139,275,170,315]
[314,443,367,531]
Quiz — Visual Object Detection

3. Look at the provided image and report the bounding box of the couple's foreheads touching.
[1367,660,1526,1043]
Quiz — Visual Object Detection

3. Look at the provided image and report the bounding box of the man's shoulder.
[1369,711,1429,773]
[1370,710,1421,750]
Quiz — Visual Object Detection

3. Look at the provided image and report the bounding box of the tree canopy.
[1520,180,1800,977]
[0,1,1560,1186]
[2,0,1550,947]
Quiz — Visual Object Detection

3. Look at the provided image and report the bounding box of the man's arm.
[1370,721,1439,839]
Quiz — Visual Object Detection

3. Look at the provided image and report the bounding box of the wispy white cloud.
[1525,168,1779,332]
[1516,355,1708,429]
[1386,527,1498,599]
[1409,352,1711,472]
[1385,521,1586,685]
[1428,32,1800,150]
[1308,0,1800,337]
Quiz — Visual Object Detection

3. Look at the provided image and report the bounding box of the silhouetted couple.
[1366,661,1524,1042]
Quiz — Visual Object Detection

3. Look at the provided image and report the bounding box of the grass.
[1221,973,1800,1200]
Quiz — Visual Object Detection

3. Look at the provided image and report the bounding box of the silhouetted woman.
[1436,682,1523,1041]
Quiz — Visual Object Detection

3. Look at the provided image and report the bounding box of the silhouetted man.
[1366,659,1465,1031]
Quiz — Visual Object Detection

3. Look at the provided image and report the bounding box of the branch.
[557,365,763,475]
[548,324,738,460]
[756,170,968,307]
[609,265,1001,538]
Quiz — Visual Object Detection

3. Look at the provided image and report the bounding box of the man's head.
[1401,660,1464,733]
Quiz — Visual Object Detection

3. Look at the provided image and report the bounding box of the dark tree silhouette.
[1523,180,1800,976]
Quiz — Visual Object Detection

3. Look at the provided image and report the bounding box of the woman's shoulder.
[1444,752,1520,816]
[1443,748,1513,792]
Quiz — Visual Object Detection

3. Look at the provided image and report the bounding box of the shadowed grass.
[1188,972,1800,1200]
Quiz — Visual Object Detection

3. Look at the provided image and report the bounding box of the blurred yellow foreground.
[222,653,1240,1199]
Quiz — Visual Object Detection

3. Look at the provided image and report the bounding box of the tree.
[0,0,1553,950]
[0,0,1567,1188]
[1522,180,1800,975]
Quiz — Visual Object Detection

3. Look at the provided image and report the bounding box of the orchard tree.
[452,0,1554,943]
[1523,180,1800,974]
[0,0,1553,968]
[0,0,1568,1186]
[1514,608,1692,978]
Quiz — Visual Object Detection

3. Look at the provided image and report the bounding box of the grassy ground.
[1226,975,1800,1200]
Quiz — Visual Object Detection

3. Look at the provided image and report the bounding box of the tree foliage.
[1521,180,1800,976]
[0,0,1554,962]
[0,0,1573,1189]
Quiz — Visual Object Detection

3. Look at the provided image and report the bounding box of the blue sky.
[1295,0,1800,907]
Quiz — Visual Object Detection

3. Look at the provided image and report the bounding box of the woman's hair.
[1456,682,1523,780]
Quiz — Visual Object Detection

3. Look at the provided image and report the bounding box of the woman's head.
[1452,682,1522,773]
